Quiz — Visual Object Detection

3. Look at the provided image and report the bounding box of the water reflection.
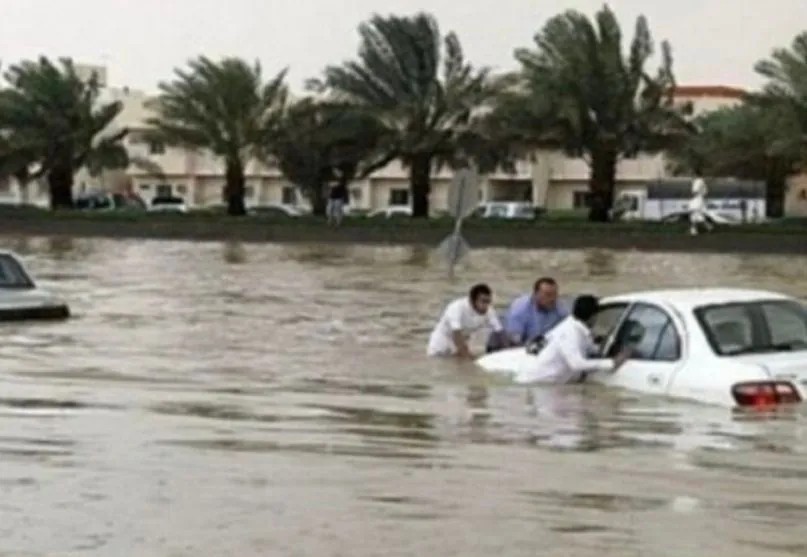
[222,241,247,264]
[0,237,806,556]
[583,249,617,277]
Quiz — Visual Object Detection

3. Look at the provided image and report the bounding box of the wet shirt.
[516,316,613,384]
[504,294,568,344]
[428,297,503,356]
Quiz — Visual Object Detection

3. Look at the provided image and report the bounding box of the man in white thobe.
[689,174,713,236]
[428,283,505,359]
[516,295,630,384]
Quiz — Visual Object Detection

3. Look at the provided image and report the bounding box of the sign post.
[437,168,480,278]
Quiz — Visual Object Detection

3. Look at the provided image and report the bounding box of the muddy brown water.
[1,236,807,557]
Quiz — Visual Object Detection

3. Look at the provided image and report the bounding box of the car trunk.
[734,352,807,390]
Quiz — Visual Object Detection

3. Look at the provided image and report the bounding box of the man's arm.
[451,330,473,359]
[446,303,473,359]
[557,334,615,374]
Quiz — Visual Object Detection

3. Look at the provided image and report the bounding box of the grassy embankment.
[0,205,805,254]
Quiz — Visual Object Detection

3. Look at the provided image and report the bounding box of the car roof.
[604,288,792,311]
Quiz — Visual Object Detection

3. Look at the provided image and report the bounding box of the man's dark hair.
[469,283,492,302]
[534,277,557,292]
[573,295,599,322]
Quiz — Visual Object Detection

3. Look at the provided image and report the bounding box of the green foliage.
[147,56,288,215]
[313,12,505,217]
[503,5,691,220]
[271,99,386,214]
[0,57,129,208]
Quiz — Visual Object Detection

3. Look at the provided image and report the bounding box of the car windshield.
[0,254,35,289]
[695,299,807,356]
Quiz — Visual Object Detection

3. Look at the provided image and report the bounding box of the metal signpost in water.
[437,168,480,277]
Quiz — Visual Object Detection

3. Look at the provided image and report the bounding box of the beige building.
[3,77,775,215]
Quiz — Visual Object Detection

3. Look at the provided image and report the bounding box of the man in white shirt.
[516,295,630,384]
[428,283,505,359]
[689,173,713,236]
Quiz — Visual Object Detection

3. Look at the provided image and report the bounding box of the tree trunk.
[765,159,788,219]
[308,181,327,216]
[225,158,247,216]
[48,163,75,210]
[588,149,618,222]
[410,154,431,218]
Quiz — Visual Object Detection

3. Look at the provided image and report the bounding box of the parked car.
[660,210,740,225]
[148,195,188,213]
[249,203,306,218]
[476,202,539,220]
[75,192,147,211]
[367,206,412,218]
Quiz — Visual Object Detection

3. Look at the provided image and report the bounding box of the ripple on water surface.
[0,237,806,556]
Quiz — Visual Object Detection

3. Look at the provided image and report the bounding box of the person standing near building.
[689,173,713,236]
[327,180,348,226]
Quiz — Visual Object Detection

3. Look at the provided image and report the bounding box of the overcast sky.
[1,0,805,93]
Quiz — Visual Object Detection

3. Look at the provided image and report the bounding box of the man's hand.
[612,348,632,371]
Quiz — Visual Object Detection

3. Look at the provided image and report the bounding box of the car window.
[0,254,35,289]
[695,300,807,355]
[615,304,681,361]
[698,305,754,354]
[655,322,681,361]
[590,303,629,341]
[762,302,807,347]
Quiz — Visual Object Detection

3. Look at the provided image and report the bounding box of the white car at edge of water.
[0,250,70,322]
[476,288,807,409]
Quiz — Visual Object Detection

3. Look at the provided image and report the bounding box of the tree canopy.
[0,57,130,208]
[147,56,288,215]
[313,12,504,217]
[501,5,691,220]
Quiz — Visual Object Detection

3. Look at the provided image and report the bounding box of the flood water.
[1,236,807,557]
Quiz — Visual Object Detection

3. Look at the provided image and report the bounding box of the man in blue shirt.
[487,277,568,352]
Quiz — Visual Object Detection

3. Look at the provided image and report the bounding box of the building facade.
[1,72,757,214]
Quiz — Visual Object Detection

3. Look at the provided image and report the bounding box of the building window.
[139,184,151,192]
[148,141,166,155]
[573,190,590,209]
[176,185,187,196]
[281,186,296,205]
[245,186,255,199]
[156,184,172,197]
[389,188,409,206]
[350,187,363,203]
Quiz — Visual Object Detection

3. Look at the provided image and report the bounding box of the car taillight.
[732,381,802,408]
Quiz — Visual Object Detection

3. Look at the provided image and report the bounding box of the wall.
[785,174,807,217]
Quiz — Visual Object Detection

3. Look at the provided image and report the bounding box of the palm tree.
[0,57,130,208]
[505,5,691,221]
[755,32,807,132]
[147,57,288,216]
[271,99,386,215]
[313,13,502,218]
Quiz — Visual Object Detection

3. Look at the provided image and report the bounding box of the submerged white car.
[477,288,807,409]
[0,251,70,321]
